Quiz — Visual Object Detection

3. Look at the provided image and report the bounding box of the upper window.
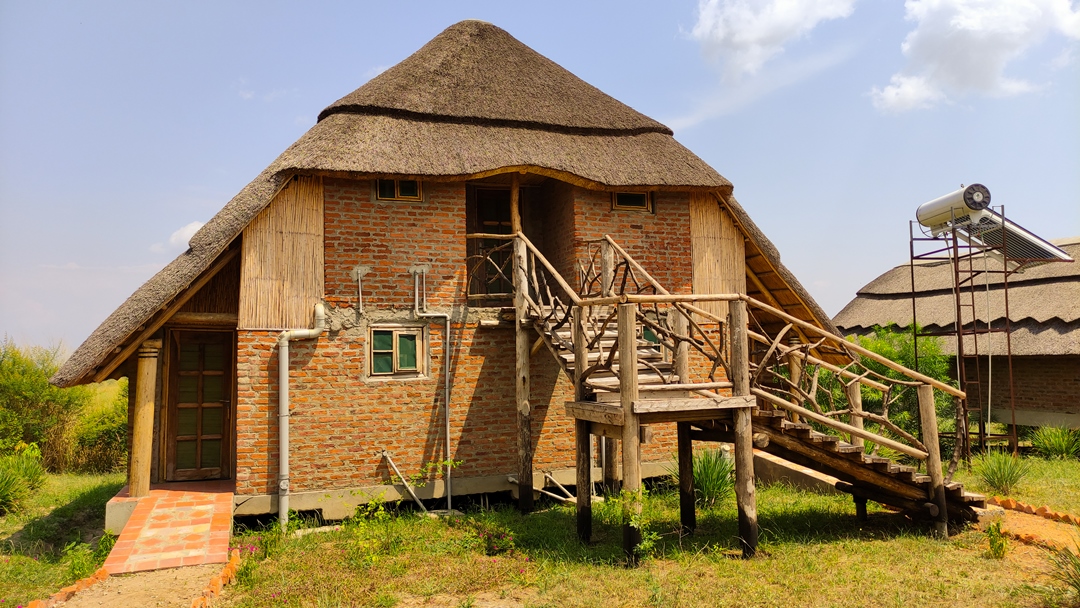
[612,192,653,213]
[370,326,424,378]
[376,179,423,201]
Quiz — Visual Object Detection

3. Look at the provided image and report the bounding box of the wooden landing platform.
[565,395,754,425]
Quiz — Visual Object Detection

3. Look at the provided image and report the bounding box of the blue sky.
[2,0,1078,351]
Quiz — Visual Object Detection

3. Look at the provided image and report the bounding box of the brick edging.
[190,549,242,608]
[984,496,1080,551]
[26,567,109,608]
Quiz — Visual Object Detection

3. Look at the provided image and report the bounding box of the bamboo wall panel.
[239,176,324,329]
[180,253,241,314]
[689,193,745,320]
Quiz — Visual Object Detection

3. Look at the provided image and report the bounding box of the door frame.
[161,328,236,481]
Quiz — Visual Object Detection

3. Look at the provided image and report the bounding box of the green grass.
[0,471,124,606]
[221,484,1064,607]
[954,457,1080,514]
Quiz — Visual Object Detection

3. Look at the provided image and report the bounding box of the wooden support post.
[854,496,868,521]
[845,380,865,449]
[618,303,642,562]
[672,312,695,534]
[513,236,533,513]
[787,336,803,423]
[918,384,948,538]
[730,300,758,558]
[573,307,592,542]
[130,339,161,498]
[510,173,522,234]
[600,239,619,494]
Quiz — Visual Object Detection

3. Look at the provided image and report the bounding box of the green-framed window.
[375,179,423,201]
[370,326,424,376]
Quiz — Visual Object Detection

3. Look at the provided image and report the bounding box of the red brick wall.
[964,355,1080,415]
[232,177,698,497]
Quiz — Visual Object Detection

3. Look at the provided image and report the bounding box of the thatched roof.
[834,237,1080,356]
[52,20,833,387]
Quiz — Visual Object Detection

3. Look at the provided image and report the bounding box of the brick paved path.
[104,488,233,574]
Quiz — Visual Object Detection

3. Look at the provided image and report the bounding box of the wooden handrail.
[751,388,929,460]
[747,330,891,393]
[742,296,965,399]
[465,232,516,240]
[603,235,669,295]
[514,232,582,305]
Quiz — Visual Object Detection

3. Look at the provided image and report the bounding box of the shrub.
[985,521,1007,559]
[0,466,29,514]
[693,448,735,509]
[1047,539,1080,599]
[72,381,128,473]
[0,451,46,491]
[1030,426,1080,460]
[975,450,1030,495]
[0,338,92,470]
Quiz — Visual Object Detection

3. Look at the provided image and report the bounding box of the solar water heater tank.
[916,184,991,229]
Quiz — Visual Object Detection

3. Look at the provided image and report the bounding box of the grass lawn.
[221,483,1075,608]
[0,472,124,606]
[954,457,1080,514]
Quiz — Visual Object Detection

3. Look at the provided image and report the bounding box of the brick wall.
[964,355,1080,415]
[231,177,700,497]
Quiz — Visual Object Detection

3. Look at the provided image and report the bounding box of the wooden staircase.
[511,236,985,525]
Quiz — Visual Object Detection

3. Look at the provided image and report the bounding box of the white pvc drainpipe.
[412,269,454,512]
[278,302,327,530]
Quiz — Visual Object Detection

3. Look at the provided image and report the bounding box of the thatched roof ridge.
[318,20,671,135]
[833,239,1079,356]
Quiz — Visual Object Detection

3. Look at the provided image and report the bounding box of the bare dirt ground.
[393,588,538,607]
[1002,510,1080,550]
[54,564,219,608]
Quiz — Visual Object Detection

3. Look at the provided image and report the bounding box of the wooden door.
[166,330,233,481]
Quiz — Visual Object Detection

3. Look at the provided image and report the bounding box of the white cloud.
[150,221,204,253]
[872,0,1080,112]
[691,0,857,80]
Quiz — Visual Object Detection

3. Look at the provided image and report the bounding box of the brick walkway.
[104,483,234,574]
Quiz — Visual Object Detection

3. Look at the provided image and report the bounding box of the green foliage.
[0,466,29,514]
[0,338,93,470]
[1030,426,1080,460]
[0,443,47,491]
[1047,536,1080,599]
[464,519,516,556]
[692,448,735,508]
[975,451,1031,495]
[985,521,1007,559]
[71,379,128,473]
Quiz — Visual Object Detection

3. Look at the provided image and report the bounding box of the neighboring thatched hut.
[834,237,1080,428]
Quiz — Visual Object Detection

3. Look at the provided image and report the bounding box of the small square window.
[612,192,653,213]
[375,179,423,201]
[369,326,424,377]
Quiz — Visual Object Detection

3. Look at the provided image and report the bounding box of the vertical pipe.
[130,339,161,498]
[730,299,758,558]
[618,303,642,562]
[919,384,948,537]
[413,271,453,511]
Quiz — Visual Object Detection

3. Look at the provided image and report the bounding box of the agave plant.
[1029,426,1080,460]
[975,450,1031,496]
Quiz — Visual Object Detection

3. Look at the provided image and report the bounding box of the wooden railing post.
[130,339,161,498]
[918,384,948,537]
[845,381,865,449]
[730,300,758,557]
[672,313,695,534]
[601,239,619,493]
[573,306,592,542]
[618,303,642,562]
[786,336,804,423]
[513,236,533,513]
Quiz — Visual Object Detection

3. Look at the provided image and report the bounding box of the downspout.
[411,268,454,512]
[278,303,327,531]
